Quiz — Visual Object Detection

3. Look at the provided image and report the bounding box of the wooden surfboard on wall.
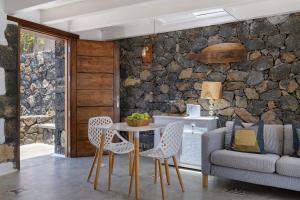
[188,43,246,64]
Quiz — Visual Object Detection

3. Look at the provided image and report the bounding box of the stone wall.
[0,24,18,167]
[20,115,54,145]
[54,40,65,154]
[119,13,300,127]
[20,39,65,154]
[20,50,56,116]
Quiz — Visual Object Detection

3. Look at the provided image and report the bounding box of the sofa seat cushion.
[276,156,300,178]
[211,149,279,173]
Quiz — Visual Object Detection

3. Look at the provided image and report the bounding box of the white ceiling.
[5,0,300,41]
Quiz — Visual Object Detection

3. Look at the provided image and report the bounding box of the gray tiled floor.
[0,155,299,200]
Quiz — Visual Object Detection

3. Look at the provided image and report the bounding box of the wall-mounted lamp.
[142,44,153,64]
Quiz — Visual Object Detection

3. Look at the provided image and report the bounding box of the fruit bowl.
[126,118,151,127]
[126,113,151,127]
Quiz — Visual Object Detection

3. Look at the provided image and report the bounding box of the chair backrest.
[88,116,115,148]
[158,121,184,158]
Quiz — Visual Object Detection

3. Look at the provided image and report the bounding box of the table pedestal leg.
[128,132,134,175]
[134,132,140,200]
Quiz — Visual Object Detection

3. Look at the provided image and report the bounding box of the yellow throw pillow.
[232,128,260,153]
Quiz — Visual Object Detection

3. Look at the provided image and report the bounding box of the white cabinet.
[153,115,218,170]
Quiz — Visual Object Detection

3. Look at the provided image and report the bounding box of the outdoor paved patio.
[20,143,54,161]
[0,155,299,200]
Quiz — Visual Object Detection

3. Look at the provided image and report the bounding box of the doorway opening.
[19,29,66,162]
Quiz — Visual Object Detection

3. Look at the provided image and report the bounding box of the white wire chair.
[87,116,134,191]
[130,121,185,200]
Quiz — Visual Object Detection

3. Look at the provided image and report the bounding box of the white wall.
[0,67,4,95]
[0,0,11,175]
[0,0,7,45]
[0,118,4,144]
[0,67,5,151]
[0,0,6,146]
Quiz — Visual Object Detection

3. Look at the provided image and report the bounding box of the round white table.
[106,122,166,200]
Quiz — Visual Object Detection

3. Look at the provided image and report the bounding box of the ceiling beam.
[6,0,55,14]
[7,15,79,39]
[7,0,300,42]
[97,14,236,41]
[97,19,154,41]
[74,0,300,40]
[5,0,81,14]
[76,29,102,41]
[49,21,70,32]
[13,10,41,23]
[226,0,300,20]
[41,0,153,25]
[69,0,256,32]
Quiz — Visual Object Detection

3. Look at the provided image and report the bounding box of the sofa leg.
[202,174,208,188]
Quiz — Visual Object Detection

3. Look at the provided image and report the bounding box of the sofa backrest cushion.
[283,124,294,155]
[226,121,283,155]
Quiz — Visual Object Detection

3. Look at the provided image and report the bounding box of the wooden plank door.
[70,40,119,157]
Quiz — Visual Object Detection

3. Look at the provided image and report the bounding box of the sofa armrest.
[201,127,226,175]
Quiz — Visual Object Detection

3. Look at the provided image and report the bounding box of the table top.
[106,122,166,132]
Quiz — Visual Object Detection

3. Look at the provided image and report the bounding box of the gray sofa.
[201,121,300,191]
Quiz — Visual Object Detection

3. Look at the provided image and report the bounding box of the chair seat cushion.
[211,150,279,173]
[276,156,300,178]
